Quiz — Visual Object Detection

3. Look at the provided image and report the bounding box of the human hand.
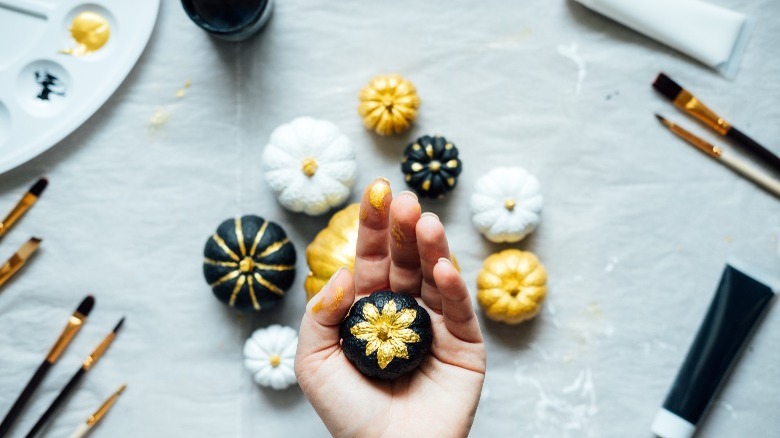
[295,177,486,438]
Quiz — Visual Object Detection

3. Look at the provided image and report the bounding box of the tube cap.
[651,408,695,438]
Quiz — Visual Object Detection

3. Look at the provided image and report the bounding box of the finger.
[389,191,423,295]
[416,212,451,312]
[354,177,392,296]
[434,258,483,343]
[296,268,356,361]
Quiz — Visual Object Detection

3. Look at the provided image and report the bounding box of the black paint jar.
[181,0,273,41]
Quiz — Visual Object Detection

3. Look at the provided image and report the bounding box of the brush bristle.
[652,73,682,101]
[29,178,48,197]
[30,236,43,244]
[655,114,665,123]
[77,295,95,316]
[113,317,125,333]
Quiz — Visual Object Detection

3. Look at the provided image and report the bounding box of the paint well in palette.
[61,10,110,56]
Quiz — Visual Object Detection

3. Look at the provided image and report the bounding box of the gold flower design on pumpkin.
[349,299,421,369]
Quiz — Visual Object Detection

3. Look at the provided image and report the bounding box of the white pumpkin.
[243,324,298,390]
[262,117,357,215]
[470,167,543,243]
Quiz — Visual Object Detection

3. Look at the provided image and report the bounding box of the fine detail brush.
[0,295,95,437]
[26,317,125,438]
[653,73,780,174]
[655,114,780,198]
[0,178,48,240]
[69,384,127,438]
[0,237,42,290]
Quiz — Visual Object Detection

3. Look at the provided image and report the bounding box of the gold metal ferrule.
[86,384,126,426]
[0,238,41,288]
[673,90,731,136]
[82,332,117,370]
[0,193,37,238]
[46,313,86,363]
[660,117,722,159]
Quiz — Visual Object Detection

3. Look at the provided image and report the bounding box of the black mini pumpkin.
[401,135,462,198]
[340,290,432,380]
[203,215,296,312]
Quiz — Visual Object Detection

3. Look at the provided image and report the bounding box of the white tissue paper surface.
[0,1,779,437]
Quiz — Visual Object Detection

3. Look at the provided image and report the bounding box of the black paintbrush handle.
[25,368,85,438]
[727,127,780,174]
[0,361,51,438]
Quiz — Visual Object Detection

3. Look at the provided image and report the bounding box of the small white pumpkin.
[262,117,357,215]
[243,324,298,390]
[470,167,543,243]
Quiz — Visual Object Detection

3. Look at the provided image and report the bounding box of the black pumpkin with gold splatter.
[401,135,462,198]
[340,290,432,379]
[203,216,296,312]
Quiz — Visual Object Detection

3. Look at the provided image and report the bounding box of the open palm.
[296,178,486,437]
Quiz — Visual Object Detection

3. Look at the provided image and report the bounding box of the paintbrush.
[25,317,124,438]
[655,114,780,198]
[0,237,42,289]
[653,73,780,174]
[0,295,95,437]
[69,384,126,438]
[0,178,48,240]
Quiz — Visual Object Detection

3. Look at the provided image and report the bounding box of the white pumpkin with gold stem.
[262,117,357,215]
[243,325,298,390]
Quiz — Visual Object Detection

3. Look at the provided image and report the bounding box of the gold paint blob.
[368,178,390,211]
[476,249,547,325]
[269,354,281,367]
[301,157,319,177]
[62,11,110,56]
[349,299,420,369]
[504,198,516,211]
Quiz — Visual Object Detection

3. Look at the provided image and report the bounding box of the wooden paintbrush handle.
[69,423,91,438]
[726,127,780,175]
[720,152,780,198]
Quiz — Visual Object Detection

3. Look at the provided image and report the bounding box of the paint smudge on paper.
[176,80,192,98]
[557,43,586,95]
[149,107,171,128]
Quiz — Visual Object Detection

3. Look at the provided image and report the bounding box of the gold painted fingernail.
[369,178,391,211]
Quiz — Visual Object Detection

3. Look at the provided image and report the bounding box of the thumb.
[296,268,355,363]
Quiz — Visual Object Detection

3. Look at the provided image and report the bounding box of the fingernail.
[369,178,391,211]
[323,267,346,290]
[438,257,452,265]
[398,190,418,200]
[421,212,439,221]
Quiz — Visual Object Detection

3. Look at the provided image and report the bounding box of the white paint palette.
[0,0,159,174]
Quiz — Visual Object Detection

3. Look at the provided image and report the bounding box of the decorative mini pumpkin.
[358,74,420,136]
[262,117,357,215]
[340,290,432,380]
[203,215,296,312]
[470,167,543,243]
[243,324,298,390]
[401,135,462,199]
[476,249,547,324]
[304,203,359,301]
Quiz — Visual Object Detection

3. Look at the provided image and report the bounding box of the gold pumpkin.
[476,249,547,324]
[305,204,360,301]
[358,74,420,136]
[305,203,460,301]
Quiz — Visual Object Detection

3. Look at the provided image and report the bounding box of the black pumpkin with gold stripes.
[203,216,296,312]
[401,135,462,199]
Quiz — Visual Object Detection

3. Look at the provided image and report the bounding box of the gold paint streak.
[254,272,285,296]
[212,234,240,262]
[446,177,455,187]
[229,275,247,306]
[360,208,369,221]
[445,143,453,150]
[269,354,281,367]
[410,162,423,172]
[425,144,434,158]
[62,11,110,56]
[203,258,238,268]
[311,299,324,313]
[446,159,458,168]
[255,263,294,271]
[369,179,390,211]
[301,157,319,177]
[391,220,404,248]
[247,276,261,310]
[209,270,240,288]
[405,174,411,182]
[235,218,247,256]
[249,220,269,256]
[257,239,289,259]
[421,179,431,191]
[330,287,344,313]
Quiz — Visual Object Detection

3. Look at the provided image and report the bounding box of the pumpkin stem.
[239,257,255,273]
[301,157,319,177]
[504,198,516,211]
[269,354,281,367]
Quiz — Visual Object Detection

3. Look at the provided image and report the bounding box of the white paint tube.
[574,0,753,78]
